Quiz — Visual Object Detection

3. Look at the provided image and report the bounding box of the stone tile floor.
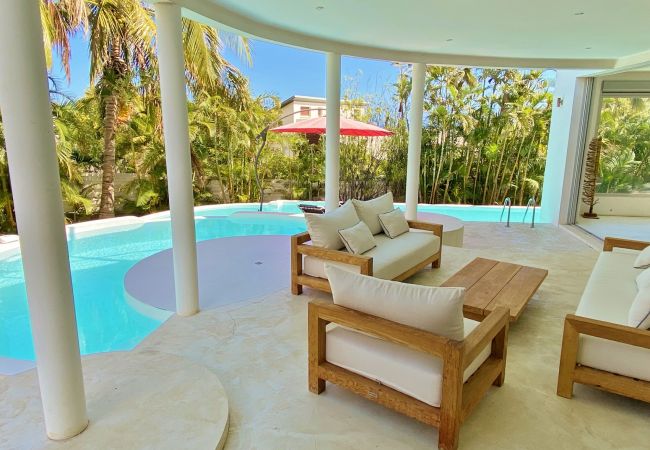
[3,222,649,449]
[139,222,649,449]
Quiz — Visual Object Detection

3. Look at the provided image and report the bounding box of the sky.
[50,32,402,103]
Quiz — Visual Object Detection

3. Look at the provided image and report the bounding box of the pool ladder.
[500,196,537,228]
[500,197,512,227]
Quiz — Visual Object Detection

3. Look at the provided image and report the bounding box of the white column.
[0,0,87,440]
[325,52,341,212]
[405,63,426,220]
[155,2,200,316]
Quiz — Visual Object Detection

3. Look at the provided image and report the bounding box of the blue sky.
[50,32,402,103]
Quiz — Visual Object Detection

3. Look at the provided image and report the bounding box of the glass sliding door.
[575,78,650,241]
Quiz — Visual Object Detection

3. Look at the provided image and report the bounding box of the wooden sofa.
[291,220,443,294]
[309,300,509,450]
[557,237,650,403]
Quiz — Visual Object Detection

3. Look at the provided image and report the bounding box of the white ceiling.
[177,0,650,69]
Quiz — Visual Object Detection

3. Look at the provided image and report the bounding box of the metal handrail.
[500,197,512,227]
[522,196,537,228]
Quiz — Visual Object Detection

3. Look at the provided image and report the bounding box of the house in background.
[279,95,367,124]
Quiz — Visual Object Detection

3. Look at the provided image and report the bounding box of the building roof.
[280,95,327,108]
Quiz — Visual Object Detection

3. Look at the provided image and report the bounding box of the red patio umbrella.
[270,116,393,137]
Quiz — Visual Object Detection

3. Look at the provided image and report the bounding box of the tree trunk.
[0,171,16,230]
[98,92,118,218]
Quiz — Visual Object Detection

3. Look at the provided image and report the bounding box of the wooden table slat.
[441,257,498,289]
[488,266,548,320]
[464,262,521,312]
[441,257,547,322]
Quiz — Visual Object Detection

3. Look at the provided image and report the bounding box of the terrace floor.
[2,222,649,449]
[576,215,650,242]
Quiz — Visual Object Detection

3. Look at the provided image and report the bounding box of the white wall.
[593,194,650,217]
[540,70,591,224]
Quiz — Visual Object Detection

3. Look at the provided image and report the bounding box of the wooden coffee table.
[441,257,547,322]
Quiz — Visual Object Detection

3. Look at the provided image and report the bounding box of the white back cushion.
[352,192,395,235]
[628,288,650,329]
[325,265,465,341]
[634,246,650,269]
[304,200,360,250]
[338,221,377,254]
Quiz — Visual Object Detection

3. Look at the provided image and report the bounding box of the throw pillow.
[338,221,377,255]
[325,265,465,340]
[638,268,650,291]
[628,288,650,329]
[378,208,410,239]
[634,246,650,269]
[351,192,395,235]
[304,200,360,250]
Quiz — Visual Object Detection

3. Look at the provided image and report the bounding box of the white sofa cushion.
[634,245,650,269]
[326,318,490,407]
[352,193,394,235]
[326,265,465,340]
[628,288,650,329]
[304,200,360,250]
[637,268,650,290]
[578,334,650,383]
[378,208,410,239]
[303,231,441,281]
[575,248,650,382]
[338,221,376,255]
[575,251,639,324]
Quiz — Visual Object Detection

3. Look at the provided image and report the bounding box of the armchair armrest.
[308,300,451,358]
[603,237,650,252]
[408,220,443,239]
[565,314,650,349]
[462,307,509,370]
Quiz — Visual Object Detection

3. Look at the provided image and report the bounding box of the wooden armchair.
[557,237,650,402]
[308,301,509,450]
[291,220,443,295]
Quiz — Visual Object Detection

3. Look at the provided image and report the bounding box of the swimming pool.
[0,201,537,366]
[195,200,536,223]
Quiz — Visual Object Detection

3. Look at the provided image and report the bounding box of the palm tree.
[86,1,250,218]
[86,0,156,218]
[40,0,88,81]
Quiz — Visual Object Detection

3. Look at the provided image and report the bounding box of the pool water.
[198,200,535,223]
[0,215,305,362]
[0,201,538,364]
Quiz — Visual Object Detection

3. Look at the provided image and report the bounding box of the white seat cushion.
[575,249,650,381]
[326,318,491,407]
[303,231,440,280]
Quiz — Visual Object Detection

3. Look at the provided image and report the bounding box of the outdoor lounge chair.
[308,266,510,450]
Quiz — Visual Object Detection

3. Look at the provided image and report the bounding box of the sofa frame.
[291,220,443,295]
[308,301,509,450]
[557,237,650,403]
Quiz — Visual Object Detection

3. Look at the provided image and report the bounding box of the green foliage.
[597,97,650,193]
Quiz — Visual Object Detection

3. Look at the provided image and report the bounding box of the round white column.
[0,0,88,439]
[155,2,200,316]
[325,52,341,212]
[405,63,426,220]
